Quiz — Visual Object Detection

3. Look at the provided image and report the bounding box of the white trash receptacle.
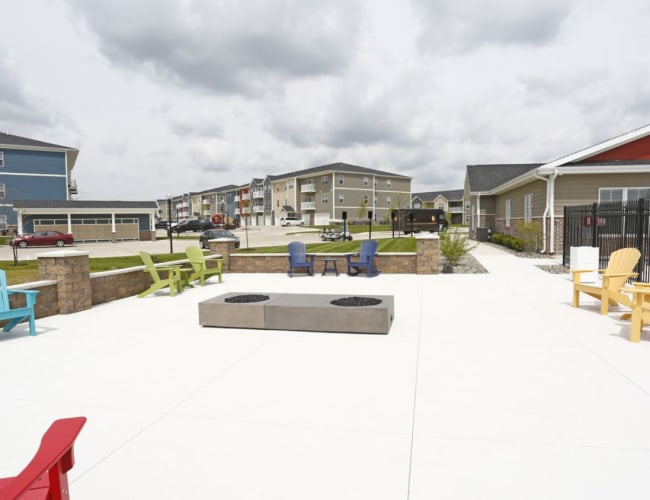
[570,246,599,283]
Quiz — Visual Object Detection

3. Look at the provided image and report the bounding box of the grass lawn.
[1,235,417,285]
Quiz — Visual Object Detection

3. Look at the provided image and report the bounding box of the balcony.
[242,193,250,201]
[301,201,316,211]
[202,199,210,205]
[234,195,240,202]
[300,183,316,193]
[253,205,264,213]
[242,207,251,214]
[252,190,264,199]
[448,206,464,213]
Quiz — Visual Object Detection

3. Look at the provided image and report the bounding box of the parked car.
[173,219,213,233]
[10,230,74,248]
[198,229,240,249]
[280,216,304,227]
[155,219,170,229]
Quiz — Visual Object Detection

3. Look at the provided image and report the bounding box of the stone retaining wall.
[3,235,440,324]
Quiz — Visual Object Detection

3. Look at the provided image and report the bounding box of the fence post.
[591,202,598,248]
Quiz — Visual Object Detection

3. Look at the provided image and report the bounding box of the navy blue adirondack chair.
[0,269,39,336]
[287,241,315,277]
[346,240,380,277]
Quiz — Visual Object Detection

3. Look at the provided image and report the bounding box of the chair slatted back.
[0,269,10,313]
[288,241,309,264]
[359,240,378,263]
[606,248,641,289]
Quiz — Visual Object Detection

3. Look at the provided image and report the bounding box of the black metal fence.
[563,199,650,282]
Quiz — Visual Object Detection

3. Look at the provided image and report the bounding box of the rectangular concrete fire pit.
[198,292,394,334]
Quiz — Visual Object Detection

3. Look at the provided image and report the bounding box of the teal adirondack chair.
[184,246,223,285]
[0,269,40,336]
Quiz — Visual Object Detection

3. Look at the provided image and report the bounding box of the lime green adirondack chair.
[0,269,39,336]
[138,251,184,298]
[185,246,223,286]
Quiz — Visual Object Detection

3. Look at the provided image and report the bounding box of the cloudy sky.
[2,0,650,201]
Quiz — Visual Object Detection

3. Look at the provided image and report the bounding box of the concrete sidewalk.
[0,243,648,499]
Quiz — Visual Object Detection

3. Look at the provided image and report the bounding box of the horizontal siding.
[1,149,67,175]
[496,180,546,218]
[0,176,68,201]
[554,173,650,211]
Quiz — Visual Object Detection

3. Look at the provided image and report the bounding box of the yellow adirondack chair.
[184,246,223,286]
[572,247,640,315]
[138,251,184,298]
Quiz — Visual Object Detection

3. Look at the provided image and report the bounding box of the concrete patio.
[1,243,649,499]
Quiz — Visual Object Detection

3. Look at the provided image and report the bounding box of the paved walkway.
[1,243,648,499]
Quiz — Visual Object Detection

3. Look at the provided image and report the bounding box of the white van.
[280,216,304,227]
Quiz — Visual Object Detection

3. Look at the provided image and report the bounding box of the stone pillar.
[415,234,440,274]
[38,250,92,314]
[208,239,237,271]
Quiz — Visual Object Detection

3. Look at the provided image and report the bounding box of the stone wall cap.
[36,250,91,258]
[415,233,440,239]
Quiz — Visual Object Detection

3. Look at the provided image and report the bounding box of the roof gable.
[578,134,650,162]
[467,164,540,192]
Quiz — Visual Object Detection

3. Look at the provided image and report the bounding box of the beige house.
[269,162,411,225]
[464,124,650,254]
[412,189,465,224]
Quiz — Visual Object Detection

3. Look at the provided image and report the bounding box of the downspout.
[533,171,550,254]
[548,168,559,254]
[475,194,481,235]
[533,168,559,254]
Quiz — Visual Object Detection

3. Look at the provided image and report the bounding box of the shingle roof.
[12,200,158,209]
[270,162,410,181]
[0,132,75,150]
[466,164,540,192]
[412,189,464,202]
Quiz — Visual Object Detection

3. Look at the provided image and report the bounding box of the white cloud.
[0,0,649,201]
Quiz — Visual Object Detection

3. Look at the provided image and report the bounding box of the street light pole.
[167,194,174,254]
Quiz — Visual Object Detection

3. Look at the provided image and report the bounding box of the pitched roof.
[12,200,157,209]
[466,164,540,193]
[270,162,410,181]
[412,189,464,202]
[0,132,80,171]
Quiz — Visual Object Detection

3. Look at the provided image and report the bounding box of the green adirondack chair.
[184,246,223,286]
[138,251,184,298]
[0,269,40,336]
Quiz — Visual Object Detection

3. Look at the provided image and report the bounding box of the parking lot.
[0,225,342,259]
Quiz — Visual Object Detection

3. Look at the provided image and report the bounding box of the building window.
[322,175,328,185]
[387,196,391,205]
[437,203,444,210]
[0,152,4,167]
[363,176,369,187]
[414,201,421,208]
[505,199,511,228]
[338,194,344,203]
[0,183,5,199]
[363,195,369,204]
[524,193,533,223]
[322,193,328,204]
[599,187,650,203]
[387,179,392,188]
[0,215,6,230]
[276,200,280,207]
[338,175,344,185]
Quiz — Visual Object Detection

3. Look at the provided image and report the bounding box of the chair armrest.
[7,289,39,307]
[602,272,639,278]
[0,417,86,499]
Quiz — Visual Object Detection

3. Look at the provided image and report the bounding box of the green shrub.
[490,233,524,252]
[515,220,542,253]
[440,231,476,266]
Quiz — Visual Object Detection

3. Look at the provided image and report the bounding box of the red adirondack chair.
[0,417,86,500]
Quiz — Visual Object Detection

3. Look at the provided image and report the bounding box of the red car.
[10,230,75,248]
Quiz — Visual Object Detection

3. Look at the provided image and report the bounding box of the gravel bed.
[439,242,569,275]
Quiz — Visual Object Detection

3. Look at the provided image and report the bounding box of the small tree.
[357,200,367,221]
[440,231,476,266]
[515,220,542,254]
